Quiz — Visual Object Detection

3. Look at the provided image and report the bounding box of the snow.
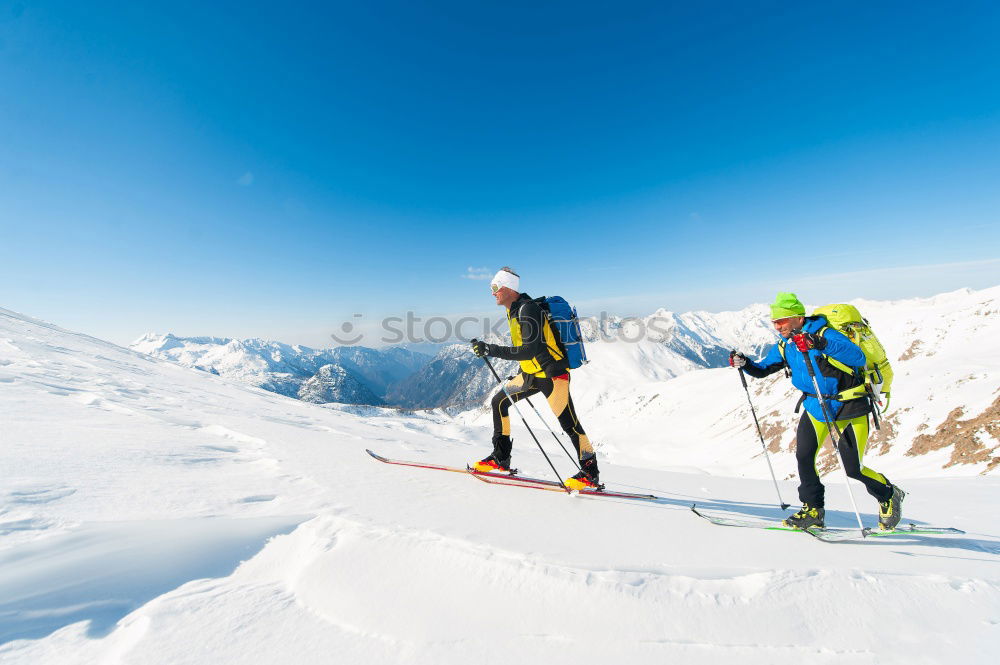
[1,300,998,664]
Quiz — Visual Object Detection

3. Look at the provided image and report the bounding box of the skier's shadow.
[624,493,1000,556]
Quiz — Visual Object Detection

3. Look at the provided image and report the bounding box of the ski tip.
[465,467,503,483]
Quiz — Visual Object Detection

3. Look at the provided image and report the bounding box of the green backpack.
[812,304,893,412]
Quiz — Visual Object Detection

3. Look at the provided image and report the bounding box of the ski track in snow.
[0,302,998,664]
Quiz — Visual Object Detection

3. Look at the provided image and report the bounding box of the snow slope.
[1,305,998,664]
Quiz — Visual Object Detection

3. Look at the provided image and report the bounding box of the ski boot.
[471,434,513,473]
[783,504,825,529]
[878,484,906,531]
[564,454,600,491]
[471,454,512,473]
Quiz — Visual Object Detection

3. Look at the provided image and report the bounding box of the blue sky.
[1,1,998,347]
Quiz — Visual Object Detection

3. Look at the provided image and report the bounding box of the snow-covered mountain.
[130,334,511,409]
[130,334,430,406]
[297,364,382,405]
[128,286,1000,480]
[129,305,775,410]
[387,305,777,409]
[1,296,997,664]
[132,286,1000,479]
[580,304,775,372]
[385,343,518,410]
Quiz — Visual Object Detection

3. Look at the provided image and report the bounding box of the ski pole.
[795,337,869,535]
[475,345,568,491]
[865,384,883,431]
[737,366,790,510]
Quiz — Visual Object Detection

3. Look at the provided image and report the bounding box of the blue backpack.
[540,296,589,370]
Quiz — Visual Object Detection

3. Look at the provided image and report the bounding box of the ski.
[469,469,661,501]
[365,448,520,478]
[366,449,660,500]
[690,504,964,542]
[808,522,966,542]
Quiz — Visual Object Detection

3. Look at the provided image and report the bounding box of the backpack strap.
[533,297,569,366]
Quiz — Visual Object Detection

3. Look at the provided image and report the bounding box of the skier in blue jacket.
[730,292,904,530]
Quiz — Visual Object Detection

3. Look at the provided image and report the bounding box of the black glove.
[728,350,748,368]
[471,339,493,358]
[791,331,827,352]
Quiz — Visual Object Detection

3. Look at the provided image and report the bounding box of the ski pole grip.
[793,331,818,379]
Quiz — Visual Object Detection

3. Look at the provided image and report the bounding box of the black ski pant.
[795,412,892,507]
[490,372,593,460]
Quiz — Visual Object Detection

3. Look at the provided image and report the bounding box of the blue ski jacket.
[744,316,868,421]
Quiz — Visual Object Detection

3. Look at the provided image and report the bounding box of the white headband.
[491,269,519,293]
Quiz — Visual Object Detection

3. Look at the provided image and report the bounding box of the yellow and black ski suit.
[744,318,892,507]
[488,293,593,461]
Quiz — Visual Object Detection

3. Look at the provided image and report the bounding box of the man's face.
[772,315,805,339]
[492,284,517,307]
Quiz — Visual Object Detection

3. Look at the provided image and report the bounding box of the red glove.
[791,332,826,352]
